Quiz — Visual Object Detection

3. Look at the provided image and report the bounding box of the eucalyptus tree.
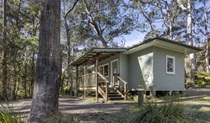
[74,0,139,48]
[1,0,8,100]
[63,0,79,95]
[176,0,197,83]
[203,0,210,72]
[156,0,187,40]
[4,0,40,99]
[30,0,61,121]
[194,0,210,72]
[131,0,159,36]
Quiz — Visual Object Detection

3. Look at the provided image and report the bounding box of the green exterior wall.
[98,54,119,82]
[153,47,185,91]
[119,54,129,83]
[127,48,154,90]
[96,46,185,91]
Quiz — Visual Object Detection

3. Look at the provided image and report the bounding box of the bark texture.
[2,0,8,100]
[29,0,61,122]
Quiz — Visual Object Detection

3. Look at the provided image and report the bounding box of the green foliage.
[195,72,210,87]
[63,86,69,92]
[0,105,21,123]
[42,112,80,123]
[132,101,188,123]
[16,89,26,99]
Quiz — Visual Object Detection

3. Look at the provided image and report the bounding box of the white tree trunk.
[187,0,196,84]
[204,0,209,72]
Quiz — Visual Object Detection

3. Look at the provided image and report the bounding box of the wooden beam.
[84,63,87,98]
[95,54,99,101]
[76,65,78,97]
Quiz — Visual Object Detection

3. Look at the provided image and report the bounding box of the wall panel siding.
[119,54,129,83]
[128,48,154,90]
[153,47,185,91]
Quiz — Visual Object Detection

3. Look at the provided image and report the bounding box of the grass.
[42,112,80,123]
[131,95,210,123]
[0,103,21,123]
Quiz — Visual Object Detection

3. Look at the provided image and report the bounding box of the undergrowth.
[42,112,80,123]
[132,101,188,123]
[0,103,21,123]
[132,96,210,123]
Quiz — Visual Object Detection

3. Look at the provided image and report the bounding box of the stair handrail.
[116,75,128,100]
[97,72,109,101]
[97,72,109,83]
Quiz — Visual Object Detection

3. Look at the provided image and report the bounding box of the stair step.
[108,97,124,100]
[108,94,122,97]
[108,92,118,94]
[100,87,116,91]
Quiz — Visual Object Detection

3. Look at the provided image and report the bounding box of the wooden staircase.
[108,91,124,100]
[100,87,125,100]
[96,72,127,101]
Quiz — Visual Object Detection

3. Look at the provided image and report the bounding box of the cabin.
[71,37,201,101]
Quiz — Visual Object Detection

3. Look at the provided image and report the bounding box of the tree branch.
[64,0,79,20]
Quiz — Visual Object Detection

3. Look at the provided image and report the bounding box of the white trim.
[111,59,118,86]
[166,55,175,74]
[99,63,109,77]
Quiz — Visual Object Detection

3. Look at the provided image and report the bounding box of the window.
[166,55,175,74]
[99,63,109,77]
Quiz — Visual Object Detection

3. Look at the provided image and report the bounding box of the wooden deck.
[77,73,127,101]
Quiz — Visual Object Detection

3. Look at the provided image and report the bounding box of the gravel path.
[185,88,210,96]
[4,88,210,114]
[6,97,133,117]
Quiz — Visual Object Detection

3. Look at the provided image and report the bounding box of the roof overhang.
[71,48,127,66]
[124,37,202,54]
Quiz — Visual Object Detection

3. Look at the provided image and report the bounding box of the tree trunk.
[138,91,144,106]
[24,62,27,98]
[64,0,79,96]
[30,53,35,97]
[11,62,17,100]
[65,19,73,96]
[1,0,8,100]
[29,0,61,122]
[204,0,209,72]
[187,0,196,84]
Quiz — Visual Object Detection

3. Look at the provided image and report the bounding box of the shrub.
[16,89,26,99]
[132,101,188,123]
[195,72,210,87]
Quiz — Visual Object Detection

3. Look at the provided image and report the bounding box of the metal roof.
[71,48,127,66]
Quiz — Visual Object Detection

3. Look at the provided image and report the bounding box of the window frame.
[166,55,175,75]
[99,63,109,77]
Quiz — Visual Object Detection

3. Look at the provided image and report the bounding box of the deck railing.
[77,72,128,101]
[113,75,128,100]
[78,73,97,89]
[77,72,109,101]
[97,72,109,101]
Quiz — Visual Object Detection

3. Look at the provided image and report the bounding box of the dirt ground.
[3,88,210,122]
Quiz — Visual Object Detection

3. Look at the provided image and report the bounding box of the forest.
[0,0,210,122]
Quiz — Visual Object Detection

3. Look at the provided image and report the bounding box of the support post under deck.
[84,64,87,98]
[76,65,78,97]
[95,54,99,101]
